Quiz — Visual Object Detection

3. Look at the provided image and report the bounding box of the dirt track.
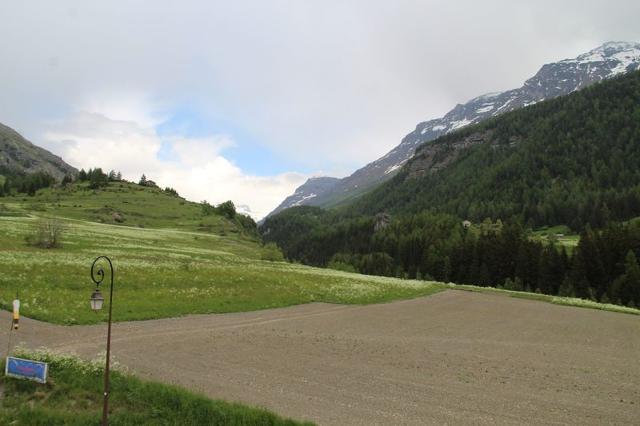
[2,290,639,425]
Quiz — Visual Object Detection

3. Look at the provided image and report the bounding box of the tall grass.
[0,216,442,324]
[449,284,640,315]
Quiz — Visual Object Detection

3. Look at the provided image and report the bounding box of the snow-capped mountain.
[268,176,340,217]
[267,41,640,217]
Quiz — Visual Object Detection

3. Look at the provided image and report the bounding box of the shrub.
[217,200,236,219]
[503,277,524,291]
[25,218,66,248]
[261,242,286,262]
[327,260,357,273]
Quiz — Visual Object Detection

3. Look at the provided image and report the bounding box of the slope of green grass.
[0,215,442,324]
[1,181,246,233]
[0,350,311,425]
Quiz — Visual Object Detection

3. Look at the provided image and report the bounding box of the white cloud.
[77,91,167,128]
[1,0,639,216]
[42,110,307,220]
[168,136,235,167]
[2,1,639,174]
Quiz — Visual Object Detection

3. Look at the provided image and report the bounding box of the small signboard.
[5,357,48,384]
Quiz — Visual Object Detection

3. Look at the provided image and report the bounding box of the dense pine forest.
[261,71,640,307]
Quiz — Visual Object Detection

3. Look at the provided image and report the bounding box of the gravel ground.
[2,290,639,425]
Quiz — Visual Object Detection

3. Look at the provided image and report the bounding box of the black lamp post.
[89,256,115,426]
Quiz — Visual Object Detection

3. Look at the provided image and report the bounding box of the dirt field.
[2,290,639,425]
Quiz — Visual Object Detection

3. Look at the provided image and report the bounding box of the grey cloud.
[0,0,639,175]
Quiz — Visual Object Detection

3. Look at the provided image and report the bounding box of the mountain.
[0,122,77,180]
[268,177,340,217]
[262,69,640,272]
[348,70,640,228]
[267,41,640,217]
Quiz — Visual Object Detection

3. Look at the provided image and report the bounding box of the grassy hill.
[3,180,252,233]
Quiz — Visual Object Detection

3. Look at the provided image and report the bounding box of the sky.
[1,1,639,219]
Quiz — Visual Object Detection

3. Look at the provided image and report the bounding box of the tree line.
[0,167,56,196]
[262,208,640,307]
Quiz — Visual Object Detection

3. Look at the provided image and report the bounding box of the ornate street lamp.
[89,256,115,426]
[90,289,104,311]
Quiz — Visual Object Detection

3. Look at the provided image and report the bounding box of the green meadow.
[0,182,443,324]
[530,224,580,252]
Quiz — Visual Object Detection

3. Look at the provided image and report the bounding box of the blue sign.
[5,357,48,383]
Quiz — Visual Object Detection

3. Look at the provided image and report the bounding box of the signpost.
[5,356,48,384]
[12,298,19,330]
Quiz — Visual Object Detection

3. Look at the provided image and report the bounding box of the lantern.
[90,289,105,311]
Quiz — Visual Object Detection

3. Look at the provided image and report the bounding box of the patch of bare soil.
[2,291,639,425]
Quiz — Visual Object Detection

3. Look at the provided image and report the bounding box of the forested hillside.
[261,71,640,307]
[351,70,640,229]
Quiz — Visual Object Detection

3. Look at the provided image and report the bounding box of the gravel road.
[2,290,639,425]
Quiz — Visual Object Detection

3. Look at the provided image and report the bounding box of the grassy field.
[0,350,310,425]
[531,224,579,252]
[0,214,443,325]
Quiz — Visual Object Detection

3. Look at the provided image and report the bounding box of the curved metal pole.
[91,256,114,426]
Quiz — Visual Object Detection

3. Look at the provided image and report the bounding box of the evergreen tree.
[613,250,640,306]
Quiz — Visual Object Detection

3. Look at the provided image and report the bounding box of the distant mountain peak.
[267,176,339,217]
[266,42,640,218]
[560,41,640,72]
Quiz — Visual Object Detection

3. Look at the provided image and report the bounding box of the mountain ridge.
[267,41,640,218]
[0,122,77,180]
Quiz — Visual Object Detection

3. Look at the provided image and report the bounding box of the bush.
[236,214,257,235]
[217,200,236,219]
[327,260,357,273]
[261,243,286,262]
[25,218,66,248]
[503,277,524,291]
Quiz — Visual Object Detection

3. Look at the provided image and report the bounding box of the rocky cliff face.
[0,123,77,180]
[267,41,640,217]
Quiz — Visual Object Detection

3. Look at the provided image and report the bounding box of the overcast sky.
[1,1,639,218]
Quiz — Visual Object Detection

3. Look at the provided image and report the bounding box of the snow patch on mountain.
[385,163,403,175]
[450,118,474,131]
[292,193,317,206]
